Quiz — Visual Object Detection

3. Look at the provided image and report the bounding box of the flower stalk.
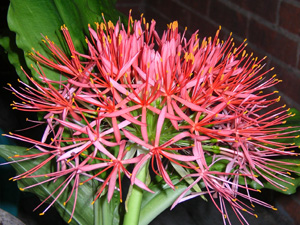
[123,161,148,225]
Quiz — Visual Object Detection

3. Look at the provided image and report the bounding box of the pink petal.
[104,105,141,117]
[108,168,118,202]
[54,118,86,134]
[92,140,116,159]
[141,107,149,143]
[80,162,110,172]
[162,151,198,162]
[172,95,207,113]
[101,116,141,136]
[112,117,121,143]
[122,129,153,149]
[116,52,140,80]
[58,142,91,161]
[133,177,154,193]
[155,106,167,147]
[161,131,191,148]
[130,154,152,185]
[171,101,194,125]
[171,176,202,210]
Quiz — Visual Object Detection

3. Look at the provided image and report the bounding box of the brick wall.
[116,0,300,111]
[116,0,300,224]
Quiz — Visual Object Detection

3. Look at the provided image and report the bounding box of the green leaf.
[0,34,28,82]
[170,161,204,195]
[139,177,188,225]
[0,145,94,225]
[96,189,121,225]
[275,108,300,146]
[5,0,126,82]
[239,158,300,195]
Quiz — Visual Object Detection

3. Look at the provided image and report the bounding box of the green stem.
[123,164,148,225]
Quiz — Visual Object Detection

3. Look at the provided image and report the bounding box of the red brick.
[279,2,300,36]
[115,0,145,19]
[272,63,300,106]
[229,0,279,23]
[242,44,269,64]
[277,194,300,225]
[187,14,219,40]
[248,20,298,67]
[143,8,174,36]
[209,0,248,38]
[116,5,143,19]
[145,0,191,29]
[178,0,210,16]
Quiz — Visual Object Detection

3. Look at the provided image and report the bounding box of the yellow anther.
[276,96,281,102]
[108,20,114,29]
[39,213,45,216]
[242,50,246,57]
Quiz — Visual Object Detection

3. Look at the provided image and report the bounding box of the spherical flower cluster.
[5,12,299,224]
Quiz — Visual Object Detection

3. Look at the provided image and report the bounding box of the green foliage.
[139,176,189,225]
[0,0,126,82]
[0,145,95,225]
[276,108,300,146]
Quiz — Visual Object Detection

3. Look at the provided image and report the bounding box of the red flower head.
[3,12,299,225]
